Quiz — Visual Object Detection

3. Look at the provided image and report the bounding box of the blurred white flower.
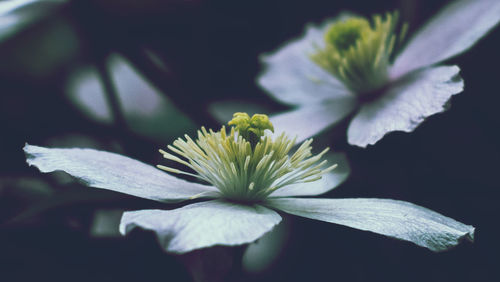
[259,0,500,147]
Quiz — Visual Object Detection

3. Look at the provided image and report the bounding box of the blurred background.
[0,0,498,281]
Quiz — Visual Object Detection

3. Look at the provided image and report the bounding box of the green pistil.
[311,12,405,95]
[325,18,371,54]
[228,112,274,148]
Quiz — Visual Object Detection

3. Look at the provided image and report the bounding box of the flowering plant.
[259,0,500,147]
[24,113,474,253]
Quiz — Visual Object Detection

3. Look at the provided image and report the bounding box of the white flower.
[258,0,500,147]
[24,113,474,253]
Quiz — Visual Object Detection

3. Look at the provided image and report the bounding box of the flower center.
[311,12,406,95]
[157,113,336,202]
[325,18,370,54]
[228,112,274,148]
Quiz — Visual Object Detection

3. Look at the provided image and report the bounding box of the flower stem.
[179,245,248,282]
[97,56,127,129]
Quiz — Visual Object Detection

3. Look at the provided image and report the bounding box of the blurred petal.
[269,152,350,197]
[90,209,123,238]
[120,200,282,254]
[24,144,217,203]
[242,218,291,273]
[267,198,474,252]
[0,176,54,223]
[0,0,64,43]
[258,16,352,106]
[392,0,500,77]
[348,66,463,147]
[66,54,197,141]
[271,98,357,144]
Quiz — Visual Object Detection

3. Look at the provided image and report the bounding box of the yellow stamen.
[157,113,336,202]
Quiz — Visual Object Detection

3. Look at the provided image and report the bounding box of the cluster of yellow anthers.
[157,113,336,202]
[311,12,406,94]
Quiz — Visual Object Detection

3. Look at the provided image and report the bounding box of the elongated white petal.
[0,0,63,43]
[267,198,474,252]
[269,152,349,197]
[271,98,357,144]
[24,144,217,203]
[120,200,282,253]
[67,54,197,141]
[392,0,500,77]
[258,16,352,106]
[348,65,463,147]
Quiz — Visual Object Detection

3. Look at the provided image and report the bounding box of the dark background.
[0,0,498,281]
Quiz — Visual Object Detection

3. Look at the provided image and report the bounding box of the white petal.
[267,198,474,252]
[24,144,217,203]
[258,16,352,106]
[348,66,463,148]
[0,0,62,43]
[269,152,350,197]
[66,54,197,141]
[392,0,500,77]
[242,220,291,273]
[120,200,282,253]
[0,0,38,14]
[271,98,357,144]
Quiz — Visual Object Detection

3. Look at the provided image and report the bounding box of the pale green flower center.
[157,113,336,202]
[228,112,274,148]
[311,12,406,95]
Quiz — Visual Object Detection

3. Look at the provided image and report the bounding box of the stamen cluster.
[311,12,406,94]
[157,114,336,202]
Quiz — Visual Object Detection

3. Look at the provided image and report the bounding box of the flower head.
[157,113,335,202]
[259,0,500,147]
[311,12,404,94]
[24,112,474,253]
